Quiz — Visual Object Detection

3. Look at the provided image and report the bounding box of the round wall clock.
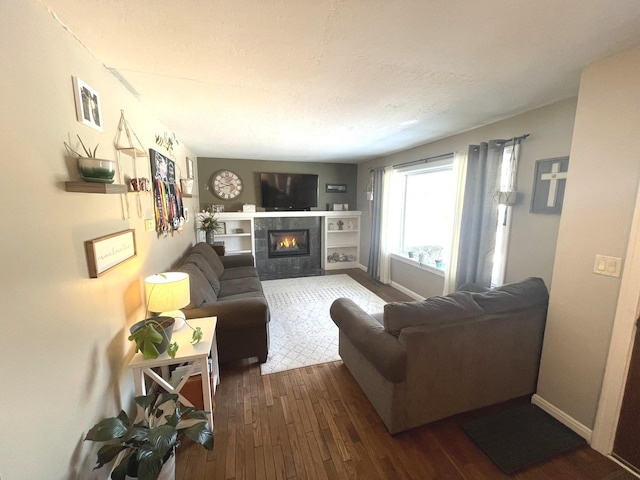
[211,169,243,200]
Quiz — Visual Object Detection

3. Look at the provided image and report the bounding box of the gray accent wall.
[197,157,357,213]
[357,98,578,297]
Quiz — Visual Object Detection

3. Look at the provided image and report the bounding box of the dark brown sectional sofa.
[176,242,269,364]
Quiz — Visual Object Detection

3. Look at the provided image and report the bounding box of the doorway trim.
[591,179,640,455]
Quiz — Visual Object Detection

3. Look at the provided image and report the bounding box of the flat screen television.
[260,172,319,210]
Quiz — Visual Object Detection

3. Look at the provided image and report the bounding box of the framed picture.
[218,222,226,234]
[72,76,103,131]
[186,157,194,179]
[326,183,347,193]
[530,157,569,214]
[85,229,137,278]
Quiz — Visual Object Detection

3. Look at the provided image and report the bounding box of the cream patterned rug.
[260,274,387,375]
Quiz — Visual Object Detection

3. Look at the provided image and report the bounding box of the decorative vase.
[205,231,215,245]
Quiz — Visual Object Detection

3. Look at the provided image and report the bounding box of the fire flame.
[280,237,297,249]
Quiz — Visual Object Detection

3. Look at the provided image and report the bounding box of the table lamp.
[145,272,190,330]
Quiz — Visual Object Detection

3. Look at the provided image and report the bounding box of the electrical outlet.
[144,219,155,232]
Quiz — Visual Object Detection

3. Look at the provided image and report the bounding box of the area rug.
[259,274,387,375]
[460,404,587,474]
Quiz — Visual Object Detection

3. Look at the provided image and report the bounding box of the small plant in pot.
[64,134,116,184]
[129,317,177,360]
[85,392,213,480]
[128,317,203,360]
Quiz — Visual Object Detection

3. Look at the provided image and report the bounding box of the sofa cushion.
[471,277,548,314]
[182,253,221,295]
[190,242,225,278]
[219,277,264,298]
[220,266,259,280]
[177,263,217,308]
[383,291,483,336]
[216,290,266,302]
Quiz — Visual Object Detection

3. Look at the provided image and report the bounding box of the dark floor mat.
[460,404,587,474]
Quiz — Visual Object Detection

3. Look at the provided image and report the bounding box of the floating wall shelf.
[65,181,127,194]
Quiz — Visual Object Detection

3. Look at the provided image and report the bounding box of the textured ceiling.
[42,0,640,163]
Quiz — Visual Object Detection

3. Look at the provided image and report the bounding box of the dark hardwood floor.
[176,270,635,479]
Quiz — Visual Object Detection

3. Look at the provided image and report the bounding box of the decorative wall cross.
[530,157,570,214]
[540,162,569,207]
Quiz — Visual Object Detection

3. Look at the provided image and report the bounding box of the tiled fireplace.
[255,217,321,280]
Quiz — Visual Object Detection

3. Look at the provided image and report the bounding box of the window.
[390,158,455,270]
[491,143,519,287]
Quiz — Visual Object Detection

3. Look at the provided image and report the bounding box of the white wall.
[0,2,200,479]
[536,44,640,430]
[358,98,577,296]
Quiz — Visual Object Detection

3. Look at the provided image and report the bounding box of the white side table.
[128,316,219,430]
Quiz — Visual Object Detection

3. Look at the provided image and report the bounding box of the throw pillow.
[182,252,221,295]
[383,291,483,336]
[191,242,225,278]
[177,263,217,308]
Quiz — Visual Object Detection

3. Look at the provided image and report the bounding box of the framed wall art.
[72,76,103,131]
[530,156,569,214]
[326,183,347,193]
[85,229,137,278]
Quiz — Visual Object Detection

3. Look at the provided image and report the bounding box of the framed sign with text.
[85,229,137,278]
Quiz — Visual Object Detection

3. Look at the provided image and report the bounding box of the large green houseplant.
[85,392,213,480]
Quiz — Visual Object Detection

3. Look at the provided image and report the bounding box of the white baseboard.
[531,394,593,441]
[390,281,424,301]
[356,264,424,300]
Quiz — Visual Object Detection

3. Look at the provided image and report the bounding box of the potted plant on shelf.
[64,134,116,184]
[197,211,222,245]
[85,392,214,480]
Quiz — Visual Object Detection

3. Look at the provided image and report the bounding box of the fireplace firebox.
[268,229,310,258]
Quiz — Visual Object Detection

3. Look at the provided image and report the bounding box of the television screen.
[260,172,319,210]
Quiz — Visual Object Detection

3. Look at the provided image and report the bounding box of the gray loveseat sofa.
[175,242,269,364]
[329,277,548,434]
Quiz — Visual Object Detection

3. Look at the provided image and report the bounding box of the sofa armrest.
[330,298,406,383]
[220,254,255,269]
[184,297,269,330]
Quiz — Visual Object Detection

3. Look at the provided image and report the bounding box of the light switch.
[594,255,623,278]
[144,219,155,232]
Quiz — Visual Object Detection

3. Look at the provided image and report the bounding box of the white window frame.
[388,157,455,276]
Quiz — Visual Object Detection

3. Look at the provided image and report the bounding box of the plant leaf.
[110,451,133,480]
[147,425,178,455]
[191,326,203,344]
[136,446,165,480]
[135,394,156,411]
[85,416,128,442]
[184,422,214,450]
[167,342,179,358]
[94,443,127,469]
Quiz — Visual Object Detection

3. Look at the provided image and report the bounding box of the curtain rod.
[392,152,454,169]
[502,133,530,144]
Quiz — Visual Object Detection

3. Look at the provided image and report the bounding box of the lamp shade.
[145,272,190,313]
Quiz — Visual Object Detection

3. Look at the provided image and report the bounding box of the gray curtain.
[367,167,385,280]
[455,141,504,289]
